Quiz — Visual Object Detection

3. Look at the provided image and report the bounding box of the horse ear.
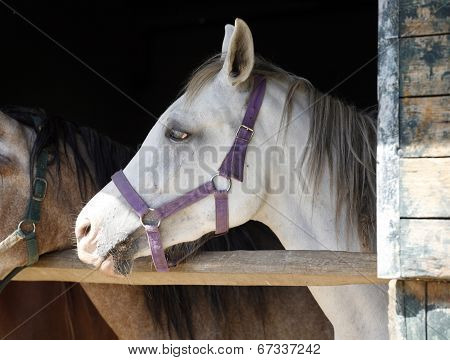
[222,18,254,86]
[221,24,235,59]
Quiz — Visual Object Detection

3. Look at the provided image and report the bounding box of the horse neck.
[253,85,362,252]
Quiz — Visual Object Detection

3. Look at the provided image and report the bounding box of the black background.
[1,0,378,147]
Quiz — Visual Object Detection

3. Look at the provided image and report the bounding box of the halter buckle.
[32,177,48,202]
[236,125,254,141]
[140,208,161,228]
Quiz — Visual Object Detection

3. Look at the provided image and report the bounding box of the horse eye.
[166,128,190,142]
[0,154,11,165]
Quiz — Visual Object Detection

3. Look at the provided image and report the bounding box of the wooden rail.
[12,249,387,286]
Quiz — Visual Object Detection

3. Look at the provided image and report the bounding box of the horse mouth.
[105,235,137,276]
[105,230,215,276]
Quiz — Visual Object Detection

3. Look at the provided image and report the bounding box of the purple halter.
[112,76,267,272]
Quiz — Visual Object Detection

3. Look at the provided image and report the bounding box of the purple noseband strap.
[111,171,150,218]
[111,76,266,271]
[112,171,169,272]
[112,172,227,272]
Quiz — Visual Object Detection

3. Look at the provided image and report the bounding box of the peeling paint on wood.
[377,0,401,279]
[389,280,450,339]
[400,0,450,36]
[400,34,449,96]
[403,281,427,339]
[381,0,450,341]
[400,219,450,278]
[400,158,450,217]
[389,280,426,339]
[400,96,450,157]
[427,281,450,339]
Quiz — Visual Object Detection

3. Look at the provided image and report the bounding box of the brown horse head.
[0,107,133,280]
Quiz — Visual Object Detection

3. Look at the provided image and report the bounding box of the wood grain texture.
[399,219,450,278]
[427,281,450,339]
[403,281,427,339]
[389,280,450,339]
[377,0,402,279]
[400,158,450,218]
[389,280,424,339]
[11,249,386,286]
[400,96,450,157]
[400,0,449,36]
[399,34,449,97]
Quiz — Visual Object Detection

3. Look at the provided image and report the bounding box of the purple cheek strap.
[111,76,266,272]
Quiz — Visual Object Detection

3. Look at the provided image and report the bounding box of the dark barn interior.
[0,0,378,339]
[1,0,377,146]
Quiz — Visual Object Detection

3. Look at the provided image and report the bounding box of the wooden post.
[378,0,449,340]
[377,0,401,279]
[389,280,450,340]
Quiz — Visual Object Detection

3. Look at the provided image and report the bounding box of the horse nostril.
[83,224,91,237]
[76,218,92,241]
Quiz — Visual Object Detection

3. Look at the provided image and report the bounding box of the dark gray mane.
[4,106,280,339]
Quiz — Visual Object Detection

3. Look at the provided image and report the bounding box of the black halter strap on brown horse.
[0,106,49,293]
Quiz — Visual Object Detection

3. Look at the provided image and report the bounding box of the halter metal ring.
[211,173,232,192]
[17,220,36,234]
[140,208,161,228]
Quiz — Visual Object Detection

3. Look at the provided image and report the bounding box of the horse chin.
[101,230,216,277]
[98,255,129,278]
[100,230,142,277]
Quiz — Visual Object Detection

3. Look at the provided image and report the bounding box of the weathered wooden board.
[399,34,449,97]
[403,281,427,339]
[389,280,450,339]
[379,3,450,320]
[399,219,450,278]
[377,0,402,279]
[400,0,449,37]
[427,281,450,339]
[11,249,386,286]
[400,96,450,157]
[400,158,450,218]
